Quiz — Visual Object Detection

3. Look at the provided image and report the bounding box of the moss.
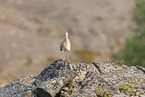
[118,83,135,96]
[76,49,96,63]
[118,83,135,91]
[95,88,101,95]
[111,67,124,71]
[0,82,1,88]
[95,88,113,97]
[0,82,5,88]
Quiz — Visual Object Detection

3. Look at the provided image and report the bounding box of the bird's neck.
[65,35,69,39]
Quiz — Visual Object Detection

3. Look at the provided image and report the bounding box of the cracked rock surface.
[0,59,145,97]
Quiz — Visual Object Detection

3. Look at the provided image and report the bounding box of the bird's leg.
[62,51,70,61]
[67,51,70,60]
[65,51,69,61]
[64,51,67,60]
[62,50,65,60]
[66,51,68,60]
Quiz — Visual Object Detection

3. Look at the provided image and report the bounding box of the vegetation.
[115,0,145,67]
[32,16,43,24]
[45,57,56,62]
[118,83,135,96]
[95,88,113,97]
[0,82,4,88]
[73,17,80,22]
[111,67,124,71]
[76,49,96,63]
[37,26,52,36]
[118,83,135,92]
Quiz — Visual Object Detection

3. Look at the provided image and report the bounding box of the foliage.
[95,88,101,96]
[95,88,113,97]
[118,83,135,92]
[115,0,145,67]
[0,82,1,88]
[76,49,96,63]
[118,83,135,96]
[0,82,4,88]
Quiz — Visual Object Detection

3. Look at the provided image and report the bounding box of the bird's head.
[64,32,68,36]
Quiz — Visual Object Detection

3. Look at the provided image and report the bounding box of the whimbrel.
[60,32,71,60]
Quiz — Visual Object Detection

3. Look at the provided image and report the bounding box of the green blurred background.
[115,0,145,68]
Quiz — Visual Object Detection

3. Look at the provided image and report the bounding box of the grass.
[45,57,56,62]
[75,49,96,63]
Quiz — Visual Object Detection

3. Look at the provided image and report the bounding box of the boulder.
[0,76,35,97]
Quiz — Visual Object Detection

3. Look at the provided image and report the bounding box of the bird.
[60,32,71,60]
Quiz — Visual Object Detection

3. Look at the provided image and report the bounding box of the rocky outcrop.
[0,59,145,97]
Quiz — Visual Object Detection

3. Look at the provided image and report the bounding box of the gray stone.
[113,93,129,97]
[35,59,77,84]
[92,62,120,73]
[36,77,64,97]
[0,76,35,97]
[136,65,145,73]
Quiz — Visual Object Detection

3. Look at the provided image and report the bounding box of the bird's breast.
[63,39,71,51]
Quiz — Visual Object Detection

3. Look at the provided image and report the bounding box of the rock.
[113,93,129,97]
[140,94,145,97]
[35,77,64,97]
[25,90,34,97]
[35,59,78,84]
[75,63,100,81]
[136,65,145,73]
[0,59,145,97]
[92,62,120,73]
[34,59,78,97]
[141,83,145,90]
[0,76,35,97]
[33,88,51,97]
